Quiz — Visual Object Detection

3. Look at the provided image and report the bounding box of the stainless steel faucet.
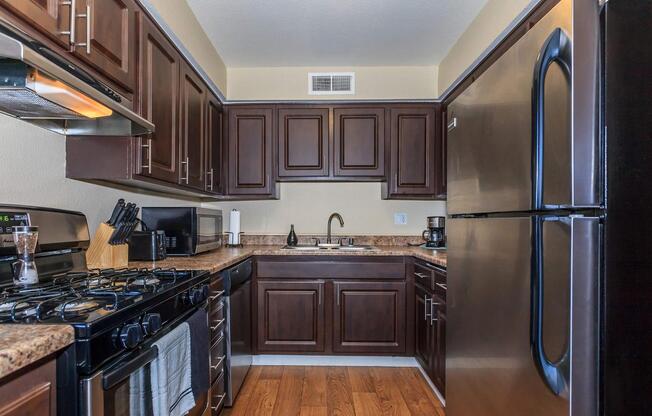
[327,213,344,244]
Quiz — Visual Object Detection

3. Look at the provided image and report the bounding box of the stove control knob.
[189,285,209,305]
[141,313,162,336]
[120,323,143,349]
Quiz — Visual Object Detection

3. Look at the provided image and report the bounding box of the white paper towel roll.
[229,209,241,245]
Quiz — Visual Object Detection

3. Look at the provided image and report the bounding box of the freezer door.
[447,215,598,416]
[446,0,600,215]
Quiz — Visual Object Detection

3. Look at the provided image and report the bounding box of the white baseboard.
[251,354,419,367]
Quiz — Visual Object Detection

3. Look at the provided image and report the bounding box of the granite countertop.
[129,245,446,273]
[0,325,74,379]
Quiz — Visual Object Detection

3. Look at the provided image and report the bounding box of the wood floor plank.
[227,366,263,416]
[243,379,281,416]
[326,367,356,416]
[395,367,441,416]
[298,406,328,416]
[368,367,412,416]
[408,368,445,409]
[259,365,284,380]
[272,367,305,416]
[352,392,384,416]
[301,366,328,407]
[347,367,375,393]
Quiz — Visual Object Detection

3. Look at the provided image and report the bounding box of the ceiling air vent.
[308,72,355,95]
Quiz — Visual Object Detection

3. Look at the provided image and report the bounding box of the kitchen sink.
[281,244,376,251]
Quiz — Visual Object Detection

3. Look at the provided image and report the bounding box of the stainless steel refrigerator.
[445,0,652,415]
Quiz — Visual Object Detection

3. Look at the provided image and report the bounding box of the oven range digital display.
[0,212,29,235]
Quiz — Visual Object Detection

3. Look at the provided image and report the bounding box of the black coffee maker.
[422,216,446,248]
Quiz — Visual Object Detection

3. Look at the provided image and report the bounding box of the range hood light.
[30,70,113,119]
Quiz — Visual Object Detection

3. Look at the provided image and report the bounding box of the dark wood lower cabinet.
[434,299,446,393]
[333,281,406,354]
[256,280,326,353]
[415,285,434,372]
[0,359,56,416]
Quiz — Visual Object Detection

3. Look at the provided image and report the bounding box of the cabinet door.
[73,0,137,92]
[257,280,325,352]
[277,107,329,178]
[333,107,385,177]
[333,281,406,354]
[137,16,180,183]
[205,95,223,194]
[386,106,438,197]
[415,285,434,375]
[227,107,275,195]
[0,0,71,48]
[437,108,448,199]
[434,301,446,395]
[179,62,206,189]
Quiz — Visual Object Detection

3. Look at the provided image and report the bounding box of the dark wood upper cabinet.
[73,0,137,92]
[137,16,180,184]
[206,94,223,194]
[277,107,329,178]
[227,106,276,196]
[333,107,385,178]
[179,62,206,190]
[256,280,326,353]
[333,280,406,354]
[437,108,448,199]
[383,105,441,199]
[0,0,71,48]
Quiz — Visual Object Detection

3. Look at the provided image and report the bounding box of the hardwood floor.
[224,366,445,416]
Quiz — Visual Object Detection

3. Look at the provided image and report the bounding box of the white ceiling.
[187,0,489,68]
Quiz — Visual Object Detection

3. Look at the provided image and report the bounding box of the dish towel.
[187,308,210,401]
[129,364,152,416]
[151,322,195,416]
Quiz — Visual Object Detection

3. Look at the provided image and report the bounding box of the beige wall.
[438,0,533,94]
[204,183,446,236]
[0,115,197,235]
[146,0,228,94]
[227,66,438,100]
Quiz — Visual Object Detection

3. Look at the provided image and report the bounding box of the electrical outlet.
[394,213,408,225]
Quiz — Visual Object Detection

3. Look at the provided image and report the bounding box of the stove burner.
[55,300,100,314]
[0,300,37,318]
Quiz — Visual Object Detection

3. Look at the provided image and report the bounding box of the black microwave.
[141,207,222,256]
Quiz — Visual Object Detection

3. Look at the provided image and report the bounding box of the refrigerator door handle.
[531,28,572,210]
[530,216,570,396]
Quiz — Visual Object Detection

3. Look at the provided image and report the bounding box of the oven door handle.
[102,347,158,390]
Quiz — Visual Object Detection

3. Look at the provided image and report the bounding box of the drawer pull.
[209,290,225,301]
[436,283,448,290]
[210,319,225,331]
[211,355,225,370]
[424,295,431,321]
[414,272,428,279]
[211,393,226,411]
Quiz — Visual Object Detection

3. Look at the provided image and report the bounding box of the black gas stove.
[0,205,212,415]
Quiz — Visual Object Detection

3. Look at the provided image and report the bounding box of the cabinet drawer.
[414,260,446,291]
[210,333,226,384]
[210,370,226,415]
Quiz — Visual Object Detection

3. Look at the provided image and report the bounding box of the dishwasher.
[223,258,253,407]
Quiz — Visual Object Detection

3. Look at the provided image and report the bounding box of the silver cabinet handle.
[430,301,441,326]
[424,295,431,321]
[59,0,76,47]
[447,117,457,131]
[210,318,225,331]
[180,157,189,184]
[209,290,224,301]
[211,393,226,411]
[436,283,448,290]
[141,138,152,174]
[207,168,214,191]
[414,272,427,279]
[210,355,225,370]
[74,3,91,54]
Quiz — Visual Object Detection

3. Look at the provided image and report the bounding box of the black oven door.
[80,346,158,416]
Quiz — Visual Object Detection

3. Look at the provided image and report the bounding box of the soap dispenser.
[286,224,298,246]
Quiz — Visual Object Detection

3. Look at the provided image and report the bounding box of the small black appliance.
[128,230,167,261]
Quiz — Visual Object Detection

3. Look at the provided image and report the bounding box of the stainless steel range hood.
[0,24,154,136]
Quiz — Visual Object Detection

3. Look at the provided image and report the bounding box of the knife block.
[86,223,129,269]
